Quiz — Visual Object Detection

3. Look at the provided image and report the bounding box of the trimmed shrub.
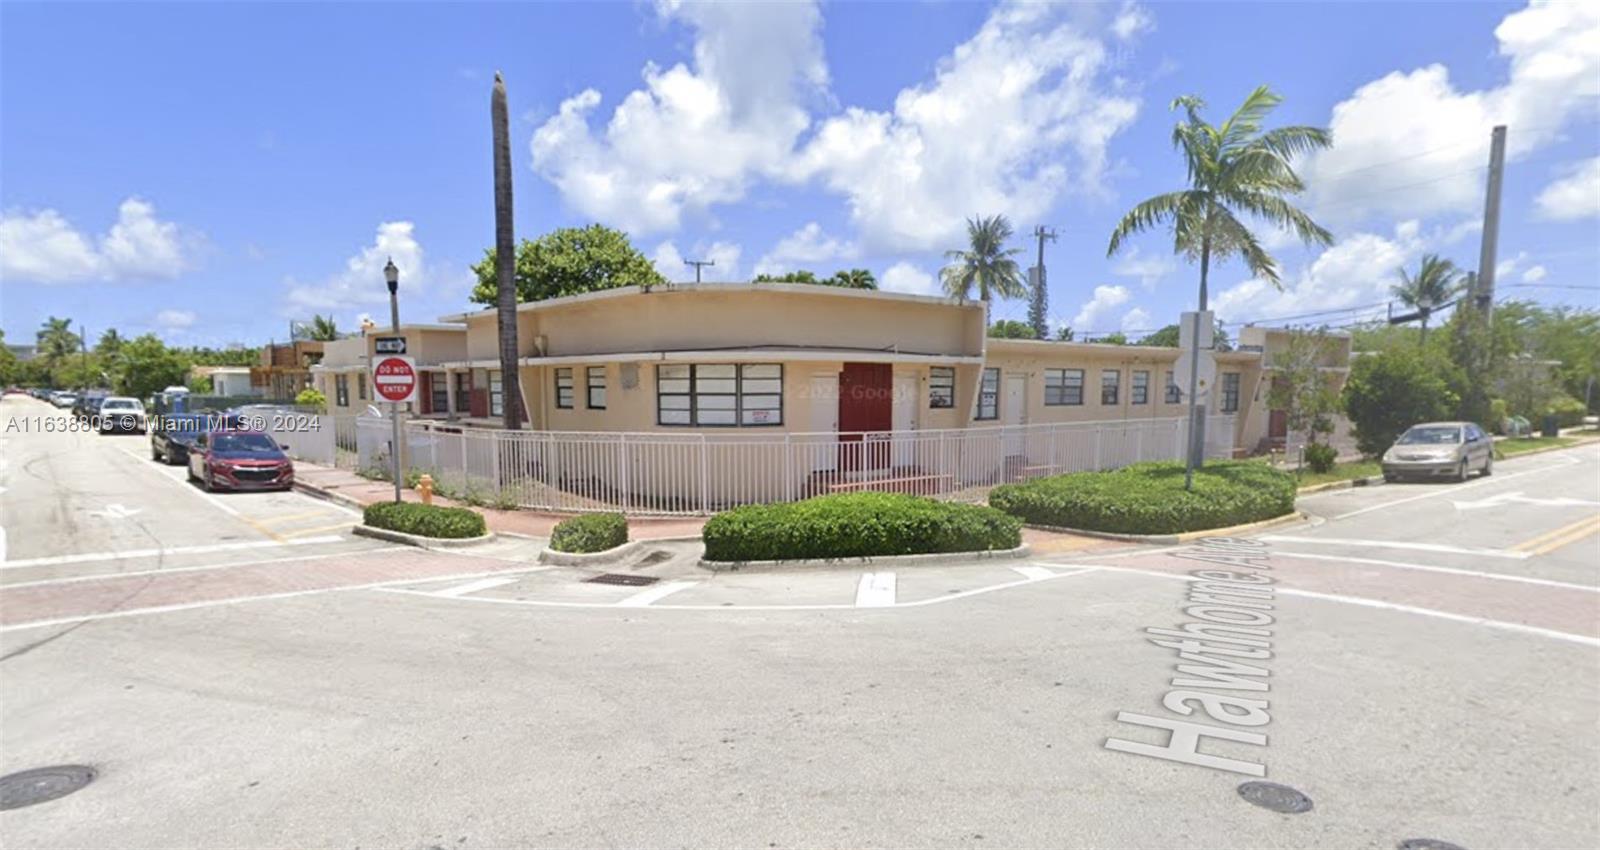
[1303,442,1337,474]
[989,461,1296,535]
[550,513,629,554]
[1546,395,1587,427]
[702,492,1021,562]
[364,501,487,539]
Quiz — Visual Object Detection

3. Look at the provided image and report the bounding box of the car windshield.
[103,400,141,411]
[211,433,280,454]
[1398,426,1461,445]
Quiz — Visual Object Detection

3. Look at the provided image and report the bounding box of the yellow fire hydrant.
[418,474,434,506]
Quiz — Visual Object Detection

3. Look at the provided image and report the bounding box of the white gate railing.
[331,414,1234,516]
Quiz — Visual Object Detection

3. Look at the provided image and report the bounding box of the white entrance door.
[809,372,838,472]
[892,372,917,467]
[1003,374,1026,456]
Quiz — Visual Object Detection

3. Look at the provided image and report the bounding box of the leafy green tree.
[987,319,1038,339]
[36,316,80,365]
[0,329,17,386]
[827,268,878,290]
[941,215,1027,317]
[306,314,340,341]
[53,354,106,390]
[1139,324,1182,347]
[1392,254,1462,344]
[1098,332,1129,345]
[114,334,192,399]
[1342,349,1458,457]
[1266,329,1341,460]
[94,329,125,358]
[295,387,328,413]
[753,270,820,284]
[186,346,260,367]
[470,224,665,305]
[1055,326,1075,342]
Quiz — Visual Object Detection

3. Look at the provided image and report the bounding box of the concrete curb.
[538,540,643,566]
[1296,475,1386,495]
[699,544,1032,573]
[293,479,368,511]
[1023,511,1309,546]
[351,524,497,550]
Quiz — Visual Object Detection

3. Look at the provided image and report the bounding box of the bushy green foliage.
[987,319,1038,339]
[1547,395,1587,427]
[295,387,327,413]
[1342,349,1458,457]
[363,501,487,539]
[470,224,665,304]
[702,493,1022,562]
[549,513,629,553]
[1303,442,1338,474]
[989,461,1296,535]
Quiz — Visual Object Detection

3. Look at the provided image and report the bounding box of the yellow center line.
[252,510,338,526]
[1514,513,1600,555]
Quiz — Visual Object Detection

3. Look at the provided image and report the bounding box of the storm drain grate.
[1398,840,1468,850]
[585,573,660,587]
[0,765,97,811]
[1236,781,1313,814]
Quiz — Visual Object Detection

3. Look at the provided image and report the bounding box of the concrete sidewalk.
[292,461,1116,554]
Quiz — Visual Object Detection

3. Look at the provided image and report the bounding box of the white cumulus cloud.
[1111,245,1176,289]
[0,198,197,284]
[1071,284,1132,331]
[1535,156,1600,220]
[1212,220,1427,324]
[155,309,197,330]
[880,261,938,296]
[284,222,467,322]
[652,238,742,281]
[753,222,857,276]
[1521,264,1548,283]
[1298,0,1600,224]
[1120,306,1153,333]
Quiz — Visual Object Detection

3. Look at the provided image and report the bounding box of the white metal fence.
[299,414,1234,516]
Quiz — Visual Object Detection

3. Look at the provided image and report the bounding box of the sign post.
[373,354,416,500]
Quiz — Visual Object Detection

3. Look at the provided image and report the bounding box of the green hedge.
[550,512,629,553]
[702,492,1021,562]
[989,461,1296,535]
[363,501,487,539]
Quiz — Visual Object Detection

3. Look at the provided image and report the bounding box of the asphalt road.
[2,393,1596,849]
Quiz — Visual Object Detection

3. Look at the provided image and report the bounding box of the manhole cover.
[0,765,96,810]
[584,573,659,586]
[1236,781,1313,814]
[1398,840,1468,850]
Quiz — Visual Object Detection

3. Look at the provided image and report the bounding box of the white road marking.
[0,536,345,570]
[113,445,243,517]
[1069,564,1600,648]
[1452,490,1600,510]
[1,547,408,589]
[1011,565,1058,580]
[86,503,143,520]
[1268,550,1600,593]
[1260,535,1531,560]
[1330,456,1580,521]
[616,580,699,607]
[432,577,520,598]
[0,525,7,563]
[0,566,549,633]
[854,572,897,607]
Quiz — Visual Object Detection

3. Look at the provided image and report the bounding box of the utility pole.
[1475,125,1507,325]
[686,259,714,283]
[79,323,88,389]
[1028,226,1057,340]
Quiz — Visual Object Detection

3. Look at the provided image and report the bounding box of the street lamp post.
[384,258,403,503]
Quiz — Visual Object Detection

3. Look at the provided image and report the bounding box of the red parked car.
[186,429,295,492]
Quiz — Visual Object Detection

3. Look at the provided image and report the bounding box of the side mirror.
[280,443,290,451]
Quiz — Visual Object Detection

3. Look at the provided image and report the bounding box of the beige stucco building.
[311,325,469,418]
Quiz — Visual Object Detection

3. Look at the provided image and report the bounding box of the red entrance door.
[1268,409,1288,443]
[838,362,893,470]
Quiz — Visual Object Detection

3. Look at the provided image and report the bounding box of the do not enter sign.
[373,355,418,403]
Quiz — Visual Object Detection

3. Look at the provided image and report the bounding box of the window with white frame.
[1101,369,1120,405]
[1221,371,1241,413]
[1165,370,1181,404]
[1132,370,1150,405]
[488,370,504,417]
[1044,368,1083,406]
[656,364,783,427]
[554,368,574,409]
[928,367,955,408]
[975,367,999,420]
[586,366,606,410]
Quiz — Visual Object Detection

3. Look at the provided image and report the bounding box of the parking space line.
[0,536,346,570]
[1269,550,1599,593]
[1011,565,1058,581]
[433,577,521,598]
[854,572,897,607]
[616,580,700,607]
[1260,535,1530,560]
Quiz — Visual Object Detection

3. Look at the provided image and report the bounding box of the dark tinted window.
[211,433,280,454]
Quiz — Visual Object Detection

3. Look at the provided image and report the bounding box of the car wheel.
[1455,458,1469,483]
[1383,473,1397,483]
[203,470,216,492]
[1482,454,1493,477]
[151,443,162,461]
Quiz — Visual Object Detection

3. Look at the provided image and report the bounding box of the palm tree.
[1107,85,1332,487]
[941,215,1027,319]
[491,71,525,429]
[95,328,124,357]
[36,317,79,365]
[828,268,878,290]
[307,314,340,341]
[1392,254,1461,344]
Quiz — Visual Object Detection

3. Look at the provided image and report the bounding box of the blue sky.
[2,0,1596,349]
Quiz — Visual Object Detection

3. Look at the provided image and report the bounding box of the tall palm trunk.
[492,72,524,429]
[1182,222,1212,490]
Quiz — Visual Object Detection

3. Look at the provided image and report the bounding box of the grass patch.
[702,492,1021,562]
[549,513,628,554]
[1495,436,1577,457]
[989,461,1297,535]
[1291,459,1382,488]
[363,501,487,539]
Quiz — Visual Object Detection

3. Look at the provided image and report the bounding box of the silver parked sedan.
[1381,421,1493,483]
